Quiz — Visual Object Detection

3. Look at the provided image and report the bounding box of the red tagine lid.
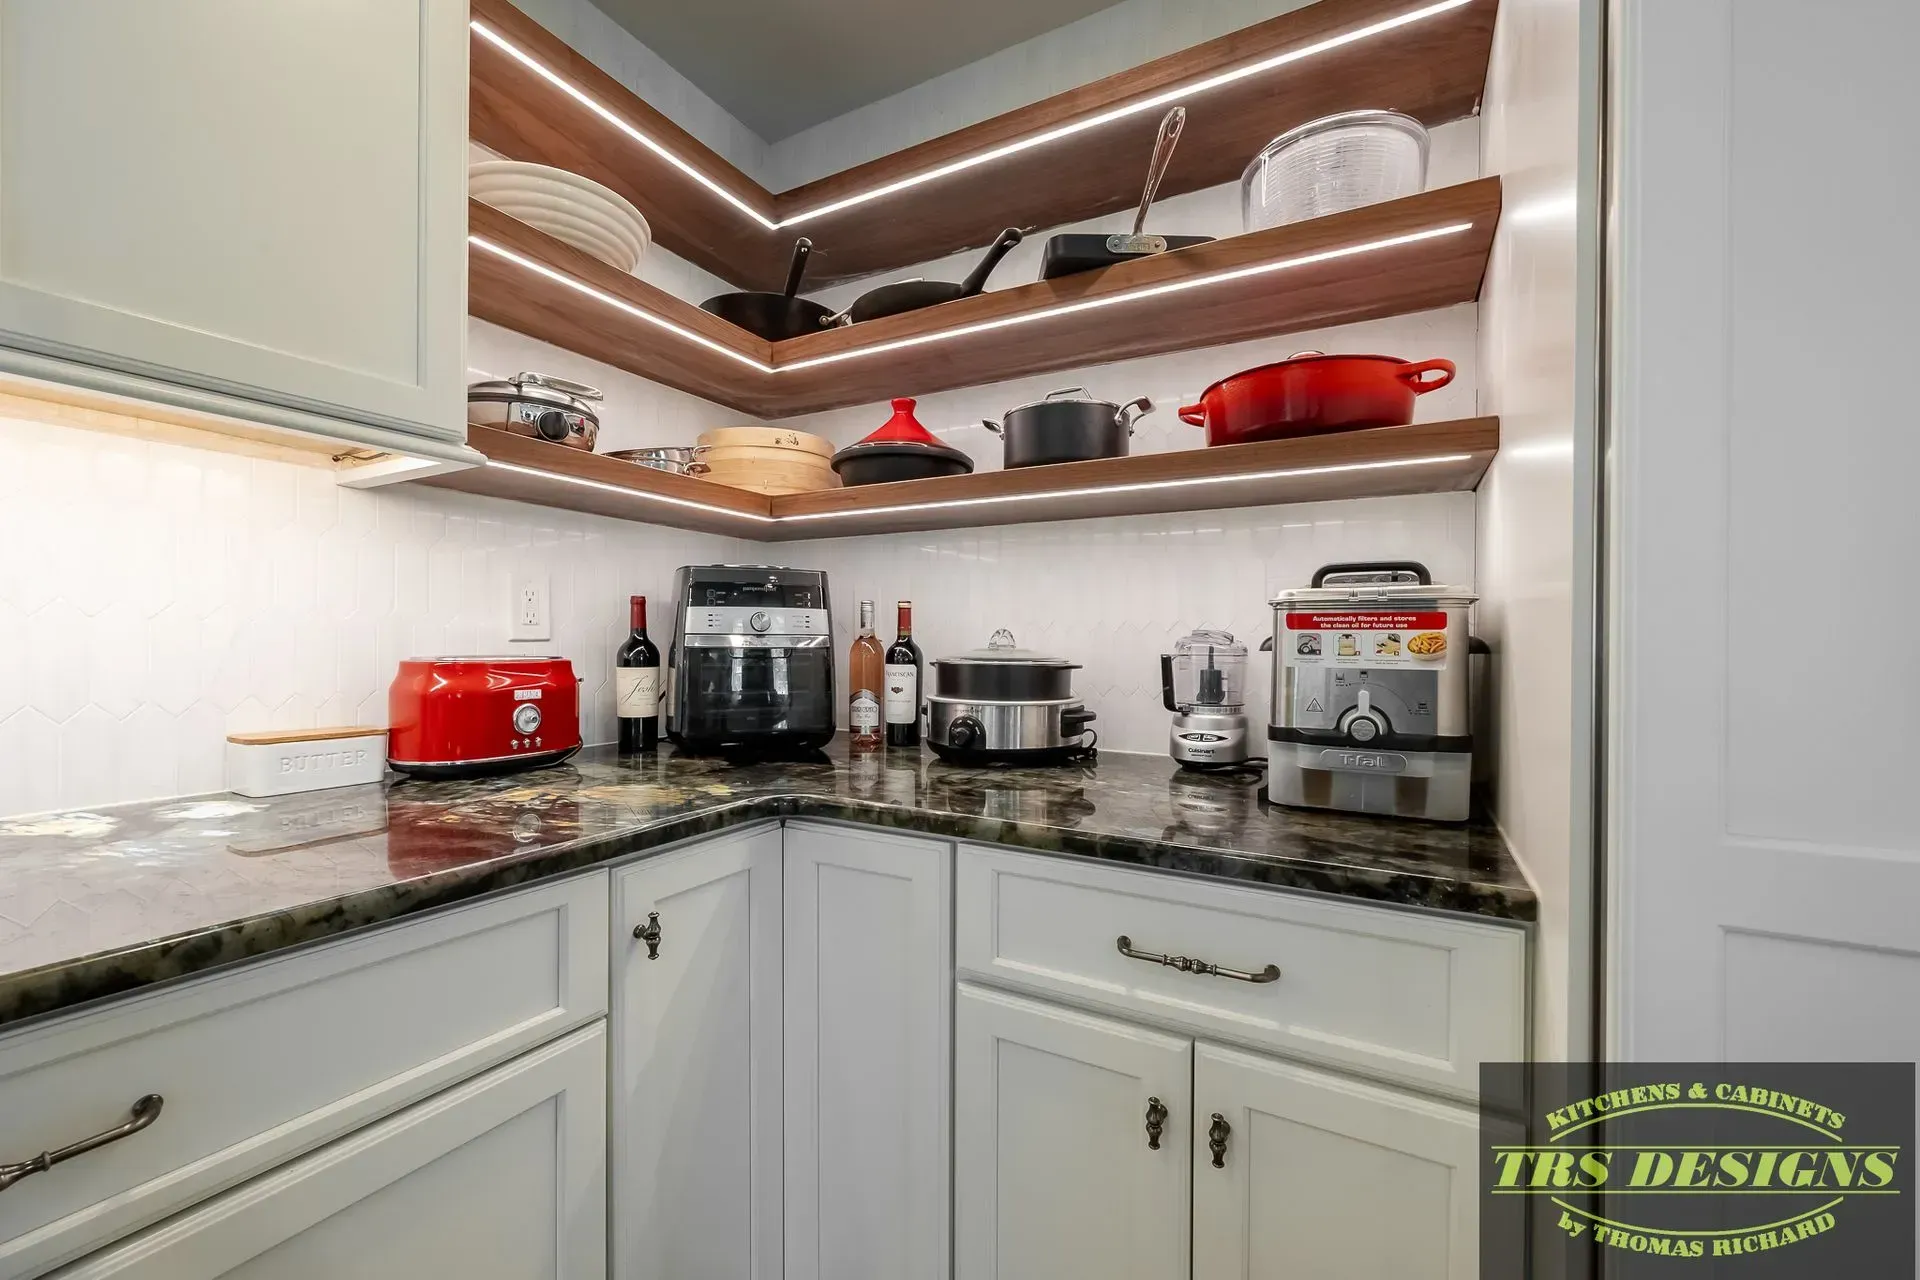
[856,398,946,448]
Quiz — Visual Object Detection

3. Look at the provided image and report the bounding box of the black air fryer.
[665,566,836,753]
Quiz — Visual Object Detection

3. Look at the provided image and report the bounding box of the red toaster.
[387,656,583,779]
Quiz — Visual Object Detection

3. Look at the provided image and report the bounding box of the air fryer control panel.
[1287,668,1438,738]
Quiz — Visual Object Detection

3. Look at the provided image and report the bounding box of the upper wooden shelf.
[421,419,1499,540]
[468,178,1501,421]
[469,0,1499,289]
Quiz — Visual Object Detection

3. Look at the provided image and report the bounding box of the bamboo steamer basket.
[697,426,834,458]
[694,426,838,495]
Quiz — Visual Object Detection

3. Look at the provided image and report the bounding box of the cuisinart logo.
[279,747,371,774]
[1481,1063,1913,1278]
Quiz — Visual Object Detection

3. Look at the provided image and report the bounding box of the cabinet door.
[611,828,783,1280]
[783,823,951,1280]
[50,1023,607,1279]
[1193,1043,1481,1280]
[954,984,1190,1280]
[0,0,466,444]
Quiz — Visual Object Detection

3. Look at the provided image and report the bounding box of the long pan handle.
[1132,107,1187,236]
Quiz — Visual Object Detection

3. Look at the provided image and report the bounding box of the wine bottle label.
[616,668,659,717]
[850,691,880,732]
[884,664,918,724]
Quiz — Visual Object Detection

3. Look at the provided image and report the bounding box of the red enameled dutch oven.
[1178,352,1456,446]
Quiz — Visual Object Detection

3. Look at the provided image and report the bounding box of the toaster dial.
[513,703,544,736]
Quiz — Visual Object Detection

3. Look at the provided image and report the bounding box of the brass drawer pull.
[1115,936,1280,984]
[1145,1097,1169,1150]
[0,1094,165,1194]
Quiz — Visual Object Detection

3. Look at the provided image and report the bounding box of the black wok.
[836,228,1024,325]
[701,238,834,340]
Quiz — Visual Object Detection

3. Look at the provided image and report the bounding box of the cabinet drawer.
[48,1023,607,1280]
[956,847,1523,1097]
[0,873,607,1279]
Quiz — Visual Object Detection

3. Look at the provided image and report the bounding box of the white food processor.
[1160,629,1252,769]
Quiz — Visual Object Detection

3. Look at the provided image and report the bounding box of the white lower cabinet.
[610,827,784,1280]
[1193,1043,1482,1280]
[783,824,952,1280]
[49,1023,608,1279]
[953,995,1485,1280]
[953,985,1190,1280]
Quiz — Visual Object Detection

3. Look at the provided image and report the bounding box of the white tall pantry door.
[1610,0,1920,1072]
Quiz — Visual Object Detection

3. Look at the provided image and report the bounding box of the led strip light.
[773,454,1476,522]
[485,453,1476,525]
[470,235,771,371]
[488,459,777,522]
[472,221,1476,377]
[470,0,1472,229]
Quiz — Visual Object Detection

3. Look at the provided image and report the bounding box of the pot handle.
[981,419,1003,436]
[1178,404,1206,426]
[1118,397,1153,434]
[1397,359,1456,393]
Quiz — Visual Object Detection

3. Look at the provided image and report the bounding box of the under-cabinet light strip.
[474,221,1476,377]
[773,454,1476,522]
[779,0,1475,225]
[775,222,1476,372]
[470,20,778,229]
[484,453,1474,527]
[469,235,775,371]
[472,0,1472,230]
[487,459,778,522]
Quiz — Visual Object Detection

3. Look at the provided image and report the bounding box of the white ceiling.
[595,0,1127,142]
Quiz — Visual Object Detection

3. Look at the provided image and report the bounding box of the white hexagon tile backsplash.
[0,411,1474,817]
[0,413,754,817]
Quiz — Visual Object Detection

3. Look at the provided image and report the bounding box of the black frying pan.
[701,238,835,340]
[835,228,1025,325]
[1040,108,1213,280]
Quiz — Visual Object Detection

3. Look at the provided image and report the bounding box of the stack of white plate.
[470,160,652,274]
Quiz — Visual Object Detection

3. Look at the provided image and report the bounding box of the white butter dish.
[226,726,388,798]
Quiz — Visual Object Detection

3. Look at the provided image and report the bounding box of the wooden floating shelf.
[468,178,1501,421]
[470,0,1499,288]
[419,419,1500,540]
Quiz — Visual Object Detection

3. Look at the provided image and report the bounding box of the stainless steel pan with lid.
[467,373,603,451]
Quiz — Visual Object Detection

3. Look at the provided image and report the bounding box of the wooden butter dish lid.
[226,726,387,746]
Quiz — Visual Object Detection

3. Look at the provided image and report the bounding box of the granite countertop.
[0,743,1533,1030]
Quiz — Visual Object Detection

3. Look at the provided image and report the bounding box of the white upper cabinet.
[0,0,467,448]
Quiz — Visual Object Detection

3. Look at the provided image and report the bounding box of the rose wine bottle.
[849,600,883,753]
[616,595,660,753]
[884,601,923,748]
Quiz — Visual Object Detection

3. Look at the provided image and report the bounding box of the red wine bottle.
[616,595,661,753]
[885,601,923,748]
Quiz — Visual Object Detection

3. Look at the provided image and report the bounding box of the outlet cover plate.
[511,572,551,642]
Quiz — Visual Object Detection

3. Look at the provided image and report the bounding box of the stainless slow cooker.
[926,630,1097,765]
[467,372,603,451]
[1266,562,1477,820]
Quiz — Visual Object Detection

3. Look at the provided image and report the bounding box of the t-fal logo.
[1316,748,1408,774]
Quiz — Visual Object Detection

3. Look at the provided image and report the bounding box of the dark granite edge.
[0,792,1532,1034]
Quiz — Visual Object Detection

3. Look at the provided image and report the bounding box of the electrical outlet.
[511,573,551,642]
